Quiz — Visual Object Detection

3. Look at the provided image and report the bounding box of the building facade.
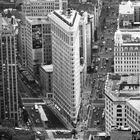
[24,16,52,77]
[114,29,140,74]
[114,1,140,74]
[126,98,140,131]
[105,73,140,135]
[0,14,19,125]
[119,1,140,25]
[18,20,26,66]
[79,12,93,89]
[21,0,68,16]
[40,65,53,99]
[49,9,82,124]
[105,0,140,136]
[19,0,68,67]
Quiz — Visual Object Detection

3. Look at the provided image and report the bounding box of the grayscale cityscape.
[0,0,140,140]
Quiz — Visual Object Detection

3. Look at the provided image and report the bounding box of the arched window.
[130,47,133,51]
[117,105,122,108]
[124,47,128,50]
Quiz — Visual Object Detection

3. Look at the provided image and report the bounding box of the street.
[82,0,120,139]
[18,69,41,98]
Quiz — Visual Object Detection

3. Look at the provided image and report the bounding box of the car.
[96,113,98,116]
[27,122,30,126]
[31,114,34,117]
[36,131,41,135]
[35,119,40,123]
[96,120,100,125]
[94,120,98,125]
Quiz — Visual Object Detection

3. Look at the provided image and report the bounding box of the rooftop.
[119,1,134,15]
[105,74,140,100]
[53,9,77,27]
[122,32,140,43]
[119,1,140,14]
[115,29,140,44]
[41,64,53,72]
[127,98,140,113]
[49,9,81,32]
[118,1,140,29]
[25,16,50,25]
[23,0,54,4]
[0,14,17,34]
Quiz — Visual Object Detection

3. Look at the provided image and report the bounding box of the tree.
[71,129,77,139]
[22,109,29,123]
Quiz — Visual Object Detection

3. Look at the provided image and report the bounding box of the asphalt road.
[83,0,120,139]
[18,72,33,98]
[18,70,39,98]
[42,105,67,130]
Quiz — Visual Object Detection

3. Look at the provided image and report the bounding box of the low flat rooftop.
[26,16,50,25]
[41,64,53,72]
[119,1,134,15]
[122,31,140,43]
[115,29,140,44]
[106,74,140,99]
[1,16,16,34]
[22,98,45,104]
[119,1,140,15]
[127,98,140,113]
[23,0,54,4]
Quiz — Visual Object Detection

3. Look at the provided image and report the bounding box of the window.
[117,109,122,112]
[117,105,122,108]
[117,114,122,117]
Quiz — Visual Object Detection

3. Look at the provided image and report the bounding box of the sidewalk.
[47,131,55,140]
[47,104,74,130]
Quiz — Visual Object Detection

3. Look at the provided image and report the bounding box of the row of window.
[115,65,138,68]
[114,47,139,52]
[115,52,139,56]
[115,61,139,64]
[115,69,139,72]
[51,23,70,44]
[115,57,139,60]
[24,2,54,6]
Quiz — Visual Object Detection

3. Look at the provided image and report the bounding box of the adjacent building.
[105,73,140,135]
[114,28,140,74]
[19,0,68,68]
[114,0,140,74]
[0,14,19,125]
[18,19,26,66]
[40,65,53,99]
[119,0,140,26]
[106,0,140,135]
[79,12,93,89]
[126,98,140,131]
[110,127,132,140]
[24,16,52,77]
[21,0,68,16]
